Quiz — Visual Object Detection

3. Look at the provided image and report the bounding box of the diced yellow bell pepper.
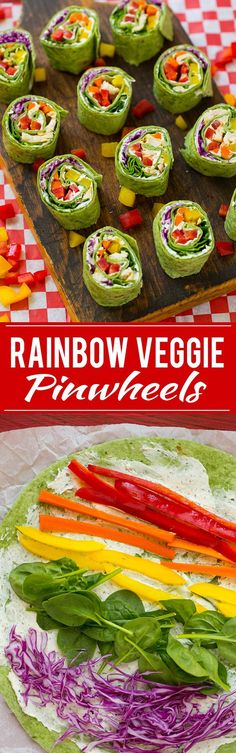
[80,176,91,188]
[69,231,86,248]
[189,582,236,606]
[152,201,164,217]
[100,42,115,58]
[91,549,185,585]
[147,16,156,29]
[0,227,8,242]
[224,92,236,107]
[17,525,105,552]
[0,283,31,307]
[191,75,201,86]
[112,75,123,87]
[184,207,201,223]
[101,142,118,158]
[111,573,179,603]
[118,186,136,207]
[0,256,12,278]
[109,241,120,254]
[175,115,188,130]
[80,30,88,40]
[216,602,236,618]
[229,144,236,152]
[34,67,47,82]
[66,169,80,181]
[189,62,199,74]
[0,314,10,322]
[14,49,27,63]
[231,118,236,130]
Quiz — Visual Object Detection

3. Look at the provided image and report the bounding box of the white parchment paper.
[1,423,236,752]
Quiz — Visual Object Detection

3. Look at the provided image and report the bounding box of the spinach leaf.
[185,610,226,634]
[98,641,115,659]
[9,558,78,601]
[190,645,229,690]
[43,593,102,627]
[217,618,236,665]
[138,651,175,684]
[114,616,161,662]
[57,627,96,666]
[167,635,208,678]
[161,652,204,686]
[23,573,67,605]
[159,599,196,624]
[36,610,63,631]
[104,590,144,624]
[83,625,116,642]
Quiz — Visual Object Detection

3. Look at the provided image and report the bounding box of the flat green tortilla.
[1,435,236,753]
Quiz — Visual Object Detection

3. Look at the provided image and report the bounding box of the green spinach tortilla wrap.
[37,154,102,230]
[0,29,35,105]
[181,104,236,177]
[225,188,236,241]
[83,225,142,306]
[115,126,173,197]
[153,44,212,114]
[1,436,236,753]
[153,200,214,278]
[110,0,173,66]
[2,96,68,164]
[77,66,134,136]
[40,6,100,75]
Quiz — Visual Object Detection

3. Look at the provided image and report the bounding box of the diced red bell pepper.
[132,99,155,118]
[17,272,35,286]
[52,186,65,199]
[109,263,120,274]
[218,203,229,218]
[32,159,45,172]
[119,208,143,230]
[64,30,73,39]
[7,67,17,76]
[7,258,20,271]
[51,28,64,41]
[3,273,19,285]
[19,115,31,130]
[71,148,86,159]
[0,242,9,257]
[95,58,106,67]
[7,243,21,262]
[207,141,220,153]
[211,120,221,129]
[97,257,110,273]
[0,203,16,220]
[34,269,48,283]
[164,62,178,81]
[205,127,214,140]
[30,120,41,131]
[0,8,6,19]
[142,155,153,166]
[215,46,233,67]
[216,240,234,256]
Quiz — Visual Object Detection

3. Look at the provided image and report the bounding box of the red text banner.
[0,323,234,413]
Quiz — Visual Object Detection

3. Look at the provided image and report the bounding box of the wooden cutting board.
[1,0,236,322]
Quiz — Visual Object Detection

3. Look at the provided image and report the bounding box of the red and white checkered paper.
[0,0,236,322]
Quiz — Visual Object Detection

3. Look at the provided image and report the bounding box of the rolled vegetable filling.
[0,30,35,105]
[225,188,236,241]
[181,104,236,177]
[83,226,143,306]
[78,66,133,135]
[40,6,100,75]
[110,0,173,66]
[115,126,173,196]
[153,45,212,113]
[38,155,102,230]
[153,200,215,278]
[2,96,68,163]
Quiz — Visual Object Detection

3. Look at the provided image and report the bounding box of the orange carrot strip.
[39,489,175,544]
[39,514,176,559]
[174,537,231,562]
[164,561,236,578]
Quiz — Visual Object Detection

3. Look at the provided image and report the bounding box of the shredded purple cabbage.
[0,30,32,51]
[80,67,111,93]
[42,8,70,40]
[10,96,33,119]
[120,128,144,165]
[196,116,216,160]
[39,155,83,190]
[5,627,236,753]
[87,228,114,272]
[161,202,184,243]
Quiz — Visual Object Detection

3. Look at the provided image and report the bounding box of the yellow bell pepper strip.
[0,256,12,278]
[39,514,176,559]
[18,534,84,564]
[165,562,236,578]
[88,549,185,585]
[0,314,10,322]
[34,67,47,82]
[0,283,31,307]
[100,43,115,58]
[38,489,175,544]
[118,186,136,207]
[111,573,179,603]
[216,602,236,618]
[17,525,105,553]
[189,582,236,606]
[0,227,8,242]
[175,115,188,130]
[69,231,86,248]
[101,142,119,158]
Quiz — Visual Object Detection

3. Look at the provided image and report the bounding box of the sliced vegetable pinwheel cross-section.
[181,104,236,177]
[2,96,68,164]
[153,45,212,114]
[153,200,215,278]
[225,189,236,241]
[78,67,134,135]
[40,6,100,75]
[110,0,173,66]
[37,155,102,230]
[0,29,35,105]
[83,226,143,306]
[115,126,173,197]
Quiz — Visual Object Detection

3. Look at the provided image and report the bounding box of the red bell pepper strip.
[215,46,233,67]
[218,204,229,218]
[119,208,143,230]
[216,240,234,257]
[0,203,15,220]
[32,159,45,172]
[132,99,155,118]
[71,148,87,159]
[68,458,132,508]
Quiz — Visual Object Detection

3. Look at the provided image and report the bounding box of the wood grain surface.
[1,412,236,431]
[0,0,236,322]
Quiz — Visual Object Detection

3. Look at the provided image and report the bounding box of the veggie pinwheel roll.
[0,29,35,105]
[153,200,214,278]
[77,67,134,135]
[110,0,173,66]
[181,104,236,177]
[2,96,68,164]
[83,226,143,306]
[225,189,236,241]
[115,126,173,197]
[37,155,102,230]
[40,6,100,75]
[153,45,212,114]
